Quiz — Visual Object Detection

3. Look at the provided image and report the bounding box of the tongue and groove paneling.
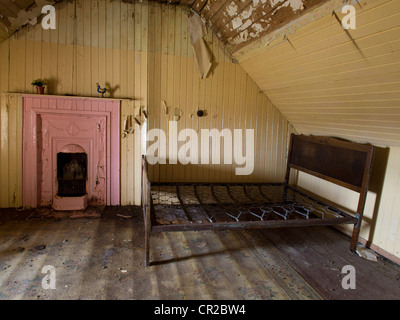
[238,0,400,148]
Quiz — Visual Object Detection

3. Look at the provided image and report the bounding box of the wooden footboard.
[141,134,374,266]
[141,156,152,267]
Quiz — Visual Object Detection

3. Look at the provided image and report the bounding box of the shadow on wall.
[364,146,390,247]
[147,163,283,184]
[44,77,57,95]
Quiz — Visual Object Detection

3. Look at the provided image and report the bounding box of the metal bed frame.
[142,134,374,266]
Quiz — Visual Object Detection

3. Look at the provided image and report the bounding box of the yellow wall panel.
[146,3,292,183]
[297,146,400,260]
[0,0,292,206]
[0,1,151,207]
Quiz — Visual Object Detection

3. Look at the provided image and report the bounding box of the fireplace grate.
[57,178,86,197]
[57,152,87,197]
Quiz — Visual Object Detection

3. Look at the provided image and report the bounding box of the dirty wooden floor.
[0,206,399,300]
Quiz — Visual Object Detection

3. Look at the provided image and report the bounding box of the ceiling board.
[0,0,330,52]
[192,0,330,53]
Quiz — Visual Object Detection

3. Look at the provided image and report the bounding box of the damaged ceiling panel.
[0,0,332,52]
[191,0,330,53]
[0,0,57,43]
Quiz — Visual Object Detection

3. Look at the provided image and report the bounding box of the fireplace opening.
[57,152,87,197]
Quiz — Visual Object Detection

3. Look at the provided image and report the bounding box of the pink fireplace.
[22,95,120,210]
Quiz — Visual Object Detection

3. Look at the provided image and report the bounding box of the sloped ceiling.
[237,0,400,148]
[1,0,399,148]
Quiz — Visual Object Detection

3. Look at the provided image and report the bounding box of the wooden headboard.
[285,134,374,193]
[284,134,375,248]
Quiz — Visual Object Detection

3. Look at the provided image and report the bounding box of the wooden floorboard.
[0,207,399,300]
[258,226,400,300]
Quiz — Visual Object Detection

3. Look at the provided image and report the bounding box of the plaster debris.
[116,213,133,219]
[356,245,378,262]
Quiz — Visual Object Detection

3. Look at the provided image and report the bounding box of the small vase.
[36,86,45,94]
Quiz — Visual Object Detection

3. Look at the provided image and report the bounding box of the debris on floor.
[356,245,378,262]
[34,244,46,251]
[26,207,102,220]
[116,213,132,219]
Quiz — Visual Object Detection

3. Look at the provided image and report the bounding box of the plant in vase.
[31,79,47,94]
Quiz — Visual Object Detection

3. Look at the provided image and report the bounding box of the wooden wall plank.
[0,1,291,204]
[0,95,9,207]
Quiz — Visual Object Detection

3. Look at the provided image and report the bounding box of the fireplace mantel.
[6,93,134,102]
[22,95,120,208]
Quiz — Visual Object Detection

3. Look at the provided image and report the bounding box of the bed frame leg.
[144,214,150,267]
[350,214,361,252]
[145,230,150,267]
[350,225,360,252]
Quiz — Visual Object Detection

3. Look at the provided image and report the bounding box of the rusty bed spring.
[142,134,375,266]
[150,183,356,227]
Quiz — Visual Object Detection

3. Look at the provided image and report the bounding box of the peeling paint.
[287,0,305,11]
[232,17,243,29]
[232,0,343,56]
[227,2,239,16]
[241,6,254,19]
[8,0,56,31]
[270,0,285,6]
[252,23,264,33]
[272,0,305,11]
[249,22,267,38]
[239,19,252,31]
[232,30,249,45]
[233,16,273,44]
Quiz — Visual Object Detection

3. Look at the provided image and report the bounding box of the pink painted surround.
[22,95,120,208]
